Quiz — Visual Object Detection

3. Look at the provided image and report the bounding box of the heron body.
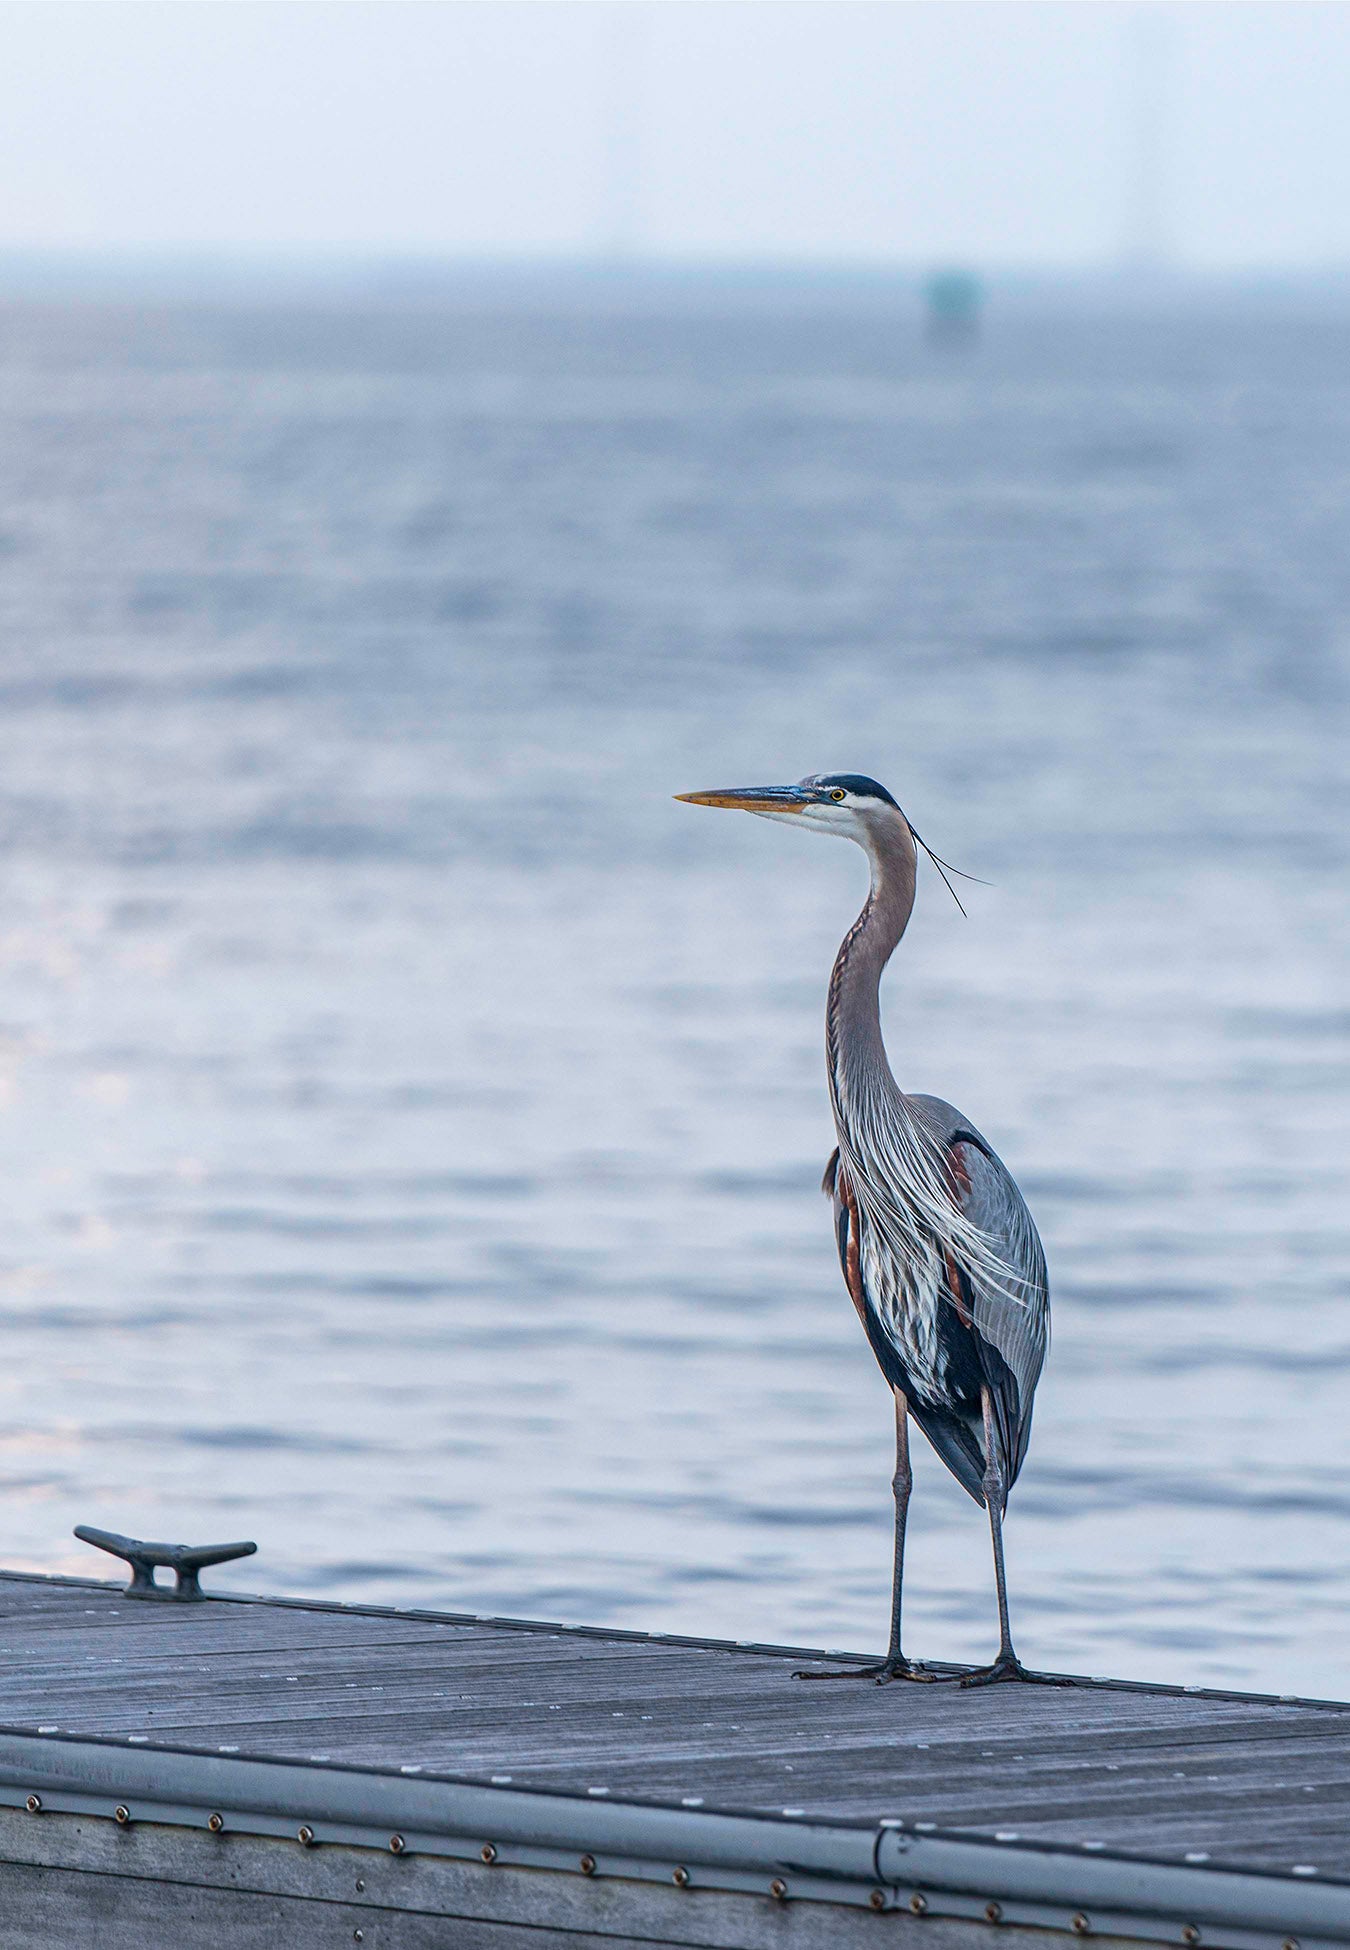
[677,772,1054,1686]
[824,1106,1045,1507]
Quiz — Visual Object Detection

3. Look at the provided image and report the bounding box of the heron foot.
[793,1658,942,1685]
[958,1654,1073,1689]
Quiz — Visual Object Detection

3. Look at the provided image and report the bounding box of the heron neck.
[826,828,916,1123]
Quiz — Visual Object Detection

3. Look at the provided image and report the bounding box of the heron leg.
[960,1387,1069,1689]
[795,1390,942,1684]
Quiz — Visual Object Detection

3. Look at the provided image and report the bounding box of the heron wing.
[948,1133,1049,1491]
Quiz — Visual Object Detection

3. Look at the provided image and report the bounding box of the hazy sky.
[1,2,1348,268]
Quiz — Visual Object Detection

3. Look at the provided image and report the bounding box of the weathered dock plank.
[0,1572,1347,1948]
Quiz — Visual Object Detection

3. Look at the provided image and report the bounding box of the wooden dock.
[0,1569,1347,1948]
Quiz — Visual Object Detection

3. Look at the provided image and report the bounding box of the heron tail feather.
[907,1403,988,1508]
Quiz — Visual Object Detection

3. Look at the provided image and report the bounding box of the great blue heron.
[677,773,1056,1687]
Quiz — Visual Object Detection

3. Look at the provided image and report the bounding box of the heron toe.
[958,1655,1072,1688]
[793,1659,941,1684]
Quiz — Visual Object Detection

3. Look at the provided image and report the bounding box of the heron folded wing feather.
[949,1134,1049,1489]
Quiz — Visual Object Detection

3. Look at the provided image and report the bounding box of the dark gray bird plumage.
[824,1103,1047,1507]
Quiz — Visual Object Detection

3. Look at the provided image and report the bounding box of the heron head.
[676,773,980,911]
[675,773,908,843]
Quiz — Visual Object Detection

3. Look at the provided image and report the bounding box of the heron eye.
[830,788,847,802]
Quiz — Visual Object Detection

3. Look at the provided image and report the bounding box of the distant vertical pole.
[599,2,645,262]
[1123,5,1170,271]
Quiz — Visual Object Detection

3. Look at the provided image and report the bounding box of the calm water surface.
[0,289,1346,1695]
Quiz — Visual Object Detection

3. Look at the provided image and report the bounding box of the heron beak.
[674,786,811,812]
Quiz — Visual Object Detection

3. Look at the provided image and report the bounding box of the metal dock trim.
[0,1728,1347,1947]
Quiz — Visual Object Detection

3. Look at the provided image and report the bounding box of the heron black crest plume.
[676,770,1058,1688]
[904,821,991,918]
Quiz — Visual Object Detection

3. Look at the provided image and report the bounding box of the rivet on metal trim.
[389,1833,406,1855]
[985,1902,1003,1923]
[354,1880,365,1893]
[580,1854,597,1876]
[25,1795,41,1814]
[354,1933,364,1944]
[1282,1940,1299,1950]
[770,1877,788,1901]
[673,1866,690,1888]
[480,1844,498,1865]
[870,1889,888,1911]
[207,1813,224,1834]
[297,1826,316,1847]
[1072,1914,1091,1935]
[114,1806,131,1825]
[910,1893,929,1916]
[1182,1928,1201,1945]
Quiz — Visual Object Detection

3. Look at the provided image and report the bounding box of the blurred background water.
[0,283,1345,1697]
